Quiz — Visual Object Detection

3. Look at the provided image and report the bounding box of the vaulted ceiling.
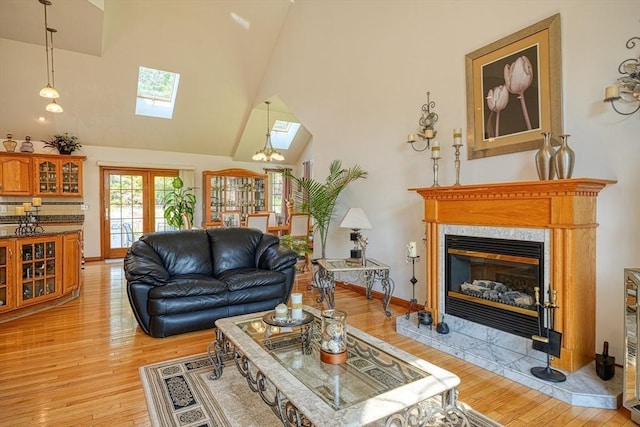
[0,0,311,163]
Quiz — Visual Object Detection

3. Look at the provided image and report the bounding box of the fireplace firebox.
[445,235,543,338]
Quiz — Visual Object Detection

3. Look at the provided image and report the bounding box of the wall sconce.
[603,36,639,116]
[407,91,438,151]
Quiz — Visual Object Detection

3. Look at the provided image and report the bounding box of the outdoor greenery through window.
[135,66,181,119]
[266,168,291,220]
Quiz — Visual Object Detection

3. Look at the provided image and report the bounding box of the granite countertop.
[0,225,82,239]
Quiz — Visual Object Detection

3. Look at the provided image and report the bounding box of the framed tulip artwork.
[465,13,562,159]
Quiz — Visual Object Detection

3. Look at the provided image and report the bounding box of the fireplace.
[412,179,614,372]
[444,235,543,338]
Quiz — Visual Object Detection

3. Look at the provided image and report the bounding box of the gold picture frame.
[465,14,562,159]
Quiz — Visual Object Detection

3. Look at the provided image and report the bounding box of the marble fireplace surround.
[399,179,620,408]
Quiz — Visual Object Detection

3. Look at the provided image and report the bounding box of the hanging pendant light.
[43,27,62,112]
[46,99,63,113]
[252,101,284,162]
[39,0,59,99]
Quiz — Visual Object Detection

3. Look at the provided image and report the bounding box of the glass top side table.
[314,258,394,316]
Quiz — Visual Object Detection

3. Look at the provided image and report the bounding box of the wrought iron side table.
[313,258,394,316]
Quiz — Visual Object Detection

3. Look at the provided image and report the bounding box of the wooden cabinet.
[17,236,61,307]
[202,168,268,227]
[0,240,15,313]
[62,232,81,294]
[33,156,84,196]
[0,153,85,197]
[0,154,32,195]
[0,232,81,318]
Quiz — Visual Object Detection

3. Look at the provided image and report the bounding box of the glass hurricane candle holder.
[320,309,348,364]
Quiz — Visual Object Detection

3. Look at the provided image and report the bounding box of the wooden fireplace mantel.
[411,178,616,372]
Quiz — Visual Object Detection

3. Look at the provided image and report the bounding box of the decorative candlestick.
[431,140,440,187]
[405,254,420,321]
[431,157,440,187]
[453,143,463,186]
[452,128,463,186]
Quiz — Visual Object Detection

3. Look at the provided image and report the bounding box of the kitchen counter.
[0,225,82,239]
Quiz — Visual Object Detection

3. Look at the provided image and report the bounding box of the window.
[270,120,300,150]
[266,168,291,220]
[135,66,181,119]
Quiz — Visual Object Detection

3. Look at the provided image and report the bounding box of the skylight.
[270,120,300,150]
[135,66,180,119]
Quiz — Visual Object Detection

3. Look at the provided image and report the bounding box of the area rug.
[140,353,503,427]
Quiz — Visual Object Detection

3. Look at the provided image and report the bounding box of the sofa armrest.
[124,240,171,284]
[258,245,298,271]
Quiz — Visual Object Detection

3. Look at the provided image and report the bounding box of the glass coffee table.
[209,306,467,426]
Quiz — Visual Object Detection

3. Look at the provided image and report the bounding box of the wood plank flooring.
[0,261,634,426]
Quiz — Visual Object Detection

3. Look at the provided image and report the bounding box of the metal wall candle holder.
[407,91,438,151]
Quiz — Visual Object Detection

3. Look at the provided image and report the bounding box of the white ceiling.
[0,0,311,164]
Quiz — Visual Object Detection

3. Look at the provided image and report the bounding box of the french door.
[101,167,177,259]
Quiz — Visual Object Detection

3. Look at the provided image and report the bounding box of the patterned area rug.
[139,353,503,427]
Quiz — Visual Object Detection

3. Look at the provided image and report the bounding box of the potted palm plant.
[162,177,196,230]
[283,160,367,259]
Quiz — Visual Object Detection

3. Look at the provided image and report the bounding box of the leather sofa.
[124,227,298,337]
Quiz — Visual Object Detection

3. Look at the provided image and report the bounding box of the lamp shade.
[339,208,371,230]
[45,100,63,113]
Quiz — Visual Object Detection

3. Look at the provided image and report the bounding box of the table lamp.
[339,208,372,259]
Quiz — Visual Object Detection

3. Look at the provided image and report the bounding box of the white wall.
[258,0,640,358]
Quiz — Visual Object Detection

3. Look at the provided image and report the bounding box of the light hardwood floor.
[0,261,634,426]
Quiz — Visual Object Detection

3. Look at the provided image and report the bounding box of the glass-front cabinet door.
[625,268,640,424]
[33,157,84,196]
[17,237,61,307]
[202,169,269,227]
[0,240,15,313]
[60,159,82,195]
[35,159,58,194]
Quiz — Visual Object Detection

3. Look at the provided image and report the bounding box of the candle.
[453,128,463,146]
[23,202,32,212]
[425,129,434,138]
[15,206,24,216]
[275,303,288,320]
[407,134,416,143]
[32,197,42,207]
[408,241,418,257]
[431,140,440,159]
[604,85,620,100]
[291,292,303,319]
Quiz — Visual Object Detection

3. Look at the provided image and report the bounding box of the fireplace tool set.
[531,286,566,382]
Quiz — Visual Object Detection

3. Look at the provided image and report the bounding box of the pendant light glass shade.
[46,99,63,113]
[40,84,60,99]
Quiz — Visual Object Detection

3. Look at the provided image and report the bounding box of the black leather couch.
[124,227,298,337]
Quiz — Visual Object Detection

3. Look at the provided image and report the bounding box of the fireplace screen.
[445,235,543,338]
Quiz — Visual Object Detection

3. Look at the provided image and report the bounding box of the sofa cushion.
[148,293,229,316]
[207,228,264,276]
[217,268,286,292]
[148,274,227,299]
[141,230,213,277]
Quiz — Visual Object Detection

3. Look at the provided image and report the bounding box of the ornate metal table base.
[313,258,395,317]
[208,327,469,427]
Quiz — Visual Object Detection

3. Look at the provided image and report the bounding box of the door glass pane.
[154,176,176,231]
[109,174,143,249]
